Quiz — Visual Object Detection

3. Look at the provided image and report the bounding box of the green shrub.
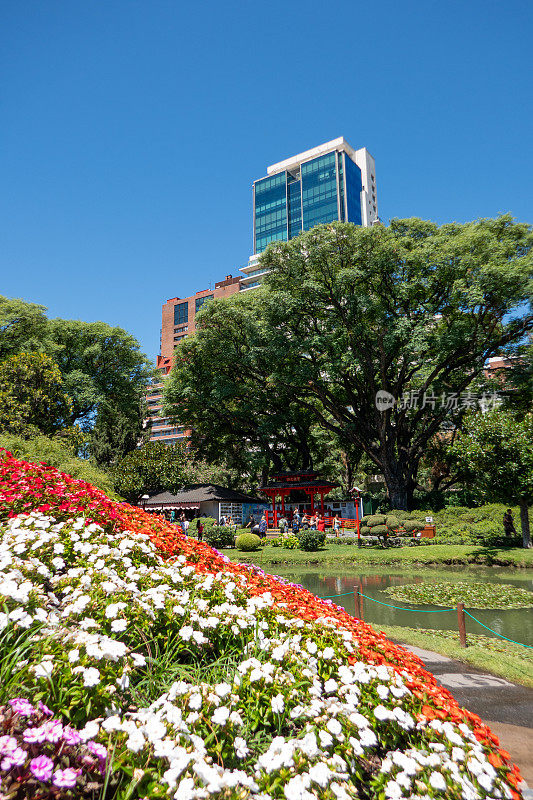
[402,519,425,533]
[235,533,261,551]
[360,524,371,535]
[385,515,401,530]
[204,526,235,549]
[365,514,387,527]
[371,524,388,536]
[298,530,326,551]
[392,509,411,520]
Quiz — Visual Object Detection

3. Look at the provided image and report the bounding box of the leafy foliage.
[0,432,116,496]
[448,410,533,547]
[0,353,72,436]
[298,530,326,551]
[204,526,235,549]
[165,217,533,509]
[112,441,188,502]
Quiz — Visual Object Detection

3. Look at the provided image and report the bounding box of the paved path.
[397,643,533,791]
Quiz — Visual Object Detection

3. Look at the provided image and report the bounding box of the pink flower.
[62,726,82,746]
[38,701,53,716]
[9,698,34,716]
[1,746,27,770]
[53,767,81,788]
[87,741,107,760]
[30,755,54,782]
[42,720,63,743]
[23,726,46,744]
[0,736,18,755]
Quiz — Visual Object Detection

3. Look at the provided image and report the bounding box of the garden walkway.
[398,642,533,792]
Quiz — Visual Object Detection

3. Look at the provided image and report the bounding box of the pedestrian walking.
[197,520,204,542]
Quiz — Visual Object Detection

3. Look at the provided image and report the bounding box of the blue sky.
[2,1,532,361]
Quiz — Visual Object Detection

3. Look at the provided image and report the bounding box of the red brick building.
[144,275,242,446]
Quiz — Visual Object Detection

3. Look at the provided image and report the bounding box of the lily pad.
[384,581,533,609]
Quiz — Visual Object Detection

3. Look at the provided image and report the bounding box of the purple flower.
[53,767,81,788]
[38,701,53,716]
[62,726,82,746]
[42,720,63,743]
[1,747,27,770]
[9,698,35,717]
[87,741,107,760]
[23,725,46,744]
[30,755,54,782]
[0,736,18,755]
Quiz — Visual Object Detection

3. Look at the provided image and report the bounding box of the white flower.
[429,771,447,791]
[324,678,338,693]
[80,720,100,741]
[211,706,230,726]
[374,705,393,721]
[326,718,342,736]
[82,667,101,687]
[234,737,249,758]
[34,660,54,679]
[102,715,122,732]
[188,693,202,710]
[271,694,285,714]
[215,683,231,698]
[111,618,128,632]
[306,641,317,654]
[68,649,80,663]
[309,762,333,787]
[179,626,194,641]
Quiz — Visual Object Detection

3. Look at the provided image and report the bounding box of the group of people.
[245,509,343,539]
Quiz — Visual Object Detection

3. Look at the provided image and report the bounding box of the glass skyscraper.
[252,138,376,255]
[241,138,378,289]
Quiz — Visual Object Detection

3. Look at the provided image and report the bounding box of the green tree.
[164,293,350,484]
[0,352,72,436]
[0,296,49,359]
[113,441,244,504]
[166,217,533,508]
[448,411,533,548]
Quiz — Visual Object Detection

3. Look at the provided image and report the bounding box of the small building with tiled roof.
[142,484,268,525]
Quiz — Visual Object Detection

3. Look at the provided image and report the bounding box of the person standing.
[317,515,326,533]
[333,514,341,535]
[258,514,268,540]
[197,520,204,542]
[503,509,517,537]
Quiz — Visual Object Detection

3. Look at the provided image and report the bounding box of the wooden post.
[457,602,467,647]
[354,587,361,620]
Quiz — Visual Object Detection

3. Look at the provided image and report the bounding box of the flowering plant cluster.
[0,450,526,799]
[0,698,107,797]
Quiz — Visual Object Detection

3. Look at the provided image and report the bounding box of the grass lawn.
[223,542,533,568]
[378,625,533,688]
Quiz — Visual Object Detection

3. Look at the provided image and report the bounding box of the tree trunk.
[519,498,532,549]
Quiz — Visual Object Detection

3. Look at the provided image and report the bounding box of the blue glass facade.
[344,152,363,226]
[253,150,363,253]
[254,173,287,254]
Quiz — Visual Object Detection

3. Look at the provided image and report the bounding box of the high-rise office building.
[240,137,378,290]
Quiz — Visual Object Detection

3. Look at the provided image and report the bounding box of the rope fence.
[317,586,533,651]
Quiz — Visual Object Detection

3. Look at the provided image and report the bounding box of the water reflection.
[269,566,533,647]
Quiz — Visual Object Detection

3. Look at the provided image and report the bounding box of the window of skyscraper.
[174,302,188,325]
[195,294,214,313]
[254,173,287,253]
[301,153,338,231]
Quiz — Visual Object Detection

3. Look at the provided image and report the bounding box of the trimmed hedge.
[235,533,261,551]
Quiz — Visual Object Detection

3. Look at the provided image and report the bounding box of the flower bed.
[0,451,525,799]
[385,581,533,610]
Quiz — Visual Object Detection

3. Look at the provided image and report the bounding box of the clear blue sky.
[2,1,532,361]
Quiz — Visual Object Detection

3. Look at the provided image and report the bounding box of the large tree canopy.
[0,297,151,464]
[165,216,533,508]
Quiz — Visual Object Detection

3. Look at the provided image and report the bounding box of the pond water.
[265,565,533,648]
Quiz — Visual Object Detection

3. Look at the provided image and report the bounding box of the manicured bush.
[204,526,235,549]
[360,524,371,535]
[402,519,425,533]
[298,530,326,551]
[365,514,387,527]
[371,524,388,536]
[385,515,400,529]
[235,532,261,551]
